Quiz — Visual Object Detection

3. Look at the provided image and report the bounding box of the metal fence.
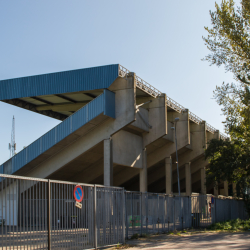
[125,192,248,238]
[0,174,124,250]
[0,173,248,249]
[125,192,192,238]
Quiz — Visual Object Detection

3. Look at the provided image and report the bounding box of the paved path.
[122,232,250,250]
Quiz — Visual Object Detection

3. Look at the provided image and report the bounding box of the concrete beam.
[185,162,191,196]
[173,121,206,166]
[223,181,229,196]
[233,183,237,197]
[104,138,113,186]
[201,167,206,195]
[140,149,147,192]
[148,109,190,168]
[143,94,167,147]
[113,130,143,168]
[165,157,172,194]
[130,107,149,132]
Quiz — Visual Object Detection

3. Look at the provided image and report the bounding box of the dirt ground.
[110,231,250,250]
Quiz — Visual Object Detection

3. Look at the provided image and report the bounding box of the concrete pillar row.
[185,162,191,196]
[139,148,147,192]
[104,138,113,186]
[165,156,172,195]
[200,167,206,195]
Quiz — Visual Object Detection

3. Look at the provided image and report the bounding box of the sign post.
[73,185,84,209]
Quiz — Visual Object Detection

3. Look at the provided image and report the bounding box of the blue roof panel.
[0,64,119,100]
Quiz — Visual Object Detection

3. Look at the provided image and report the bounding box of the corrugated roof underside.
[0,64,119,100]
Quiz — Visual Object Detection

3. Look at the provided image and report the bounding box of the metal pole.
[174,122,181,197]
[47,179,51,250]
[94,185,97,249]
[140,193,142,236]
[122,189,125,244]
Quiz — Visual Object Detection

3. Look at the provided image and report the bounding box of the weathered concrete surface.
[104,138,113,186]
[113,130,143,168]
[185,162,191,196]
[121,232,250,250]
[139,148,147,192]
[165,157,172,194]
[143,94,167,147]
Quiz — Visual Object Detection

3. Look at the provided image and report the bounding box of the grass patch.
[130,233,139,239]
[140,233,150,238]
[207,218,250,232]
[113,243,136,249]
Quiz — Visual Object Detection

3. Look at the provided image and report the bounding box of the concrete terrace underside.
[0,64,231,197]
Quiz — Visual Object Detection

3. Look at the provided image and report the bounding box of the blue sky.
[0,1,237,164]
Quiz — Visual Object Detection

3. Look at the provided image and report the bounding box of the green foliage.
[207,218,250,231]
[130,233,139,239]
[203,0,250,216]
[205,139,250,190]
[140,233,150,238]
[203,0,250,84]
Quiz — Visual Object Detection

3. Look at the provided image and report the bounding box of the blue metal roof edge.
[0,64,119,100]
[0,89,115,175]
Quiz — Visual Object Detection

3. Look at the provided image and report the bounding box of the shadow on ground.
[120,232,250,249]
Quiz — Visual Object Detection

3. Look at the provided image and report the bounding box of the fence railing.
[0,174,124,250]
[125,192,248,238]
[0,174,248,249]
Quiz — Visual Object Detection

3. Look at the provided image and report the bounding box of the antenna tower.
[9,116,16,158]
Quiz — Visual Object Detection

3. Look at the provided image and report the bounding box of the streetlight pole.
[172,117,183,229]
[172,117,180,196]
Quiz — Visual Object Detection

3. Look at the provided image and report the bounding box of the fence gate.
[191,195,214,228]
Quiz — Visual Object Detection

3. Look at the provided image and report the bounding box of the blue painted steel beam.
[0,89,115,175]
[0,64,119,100]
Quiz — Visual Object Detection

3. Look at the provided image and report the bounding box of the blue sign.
[73,185,84,202]
[211,197,214,204]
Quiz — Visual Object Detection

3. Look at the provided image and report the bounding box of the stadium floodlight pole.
[171,117,180,196]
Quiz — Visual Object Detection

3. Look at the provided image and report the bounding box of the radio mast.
[9,116,16,158]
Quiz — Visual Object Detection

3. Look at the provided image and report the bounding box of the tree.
[203,0,250,216]
[203,0,250,85]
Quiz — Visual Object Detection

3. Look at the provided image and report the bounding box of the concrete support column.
[165,157,172,195]
[185,162,191,196]
[200,167,206,195]
[224,181,229,197]
[233,183,237,197]
[214,185,218,196]
[140,148,147,192]
[104,138,113,186]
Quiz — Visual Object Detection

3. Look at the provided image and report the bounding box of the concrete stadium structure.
[0,64,231,196]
